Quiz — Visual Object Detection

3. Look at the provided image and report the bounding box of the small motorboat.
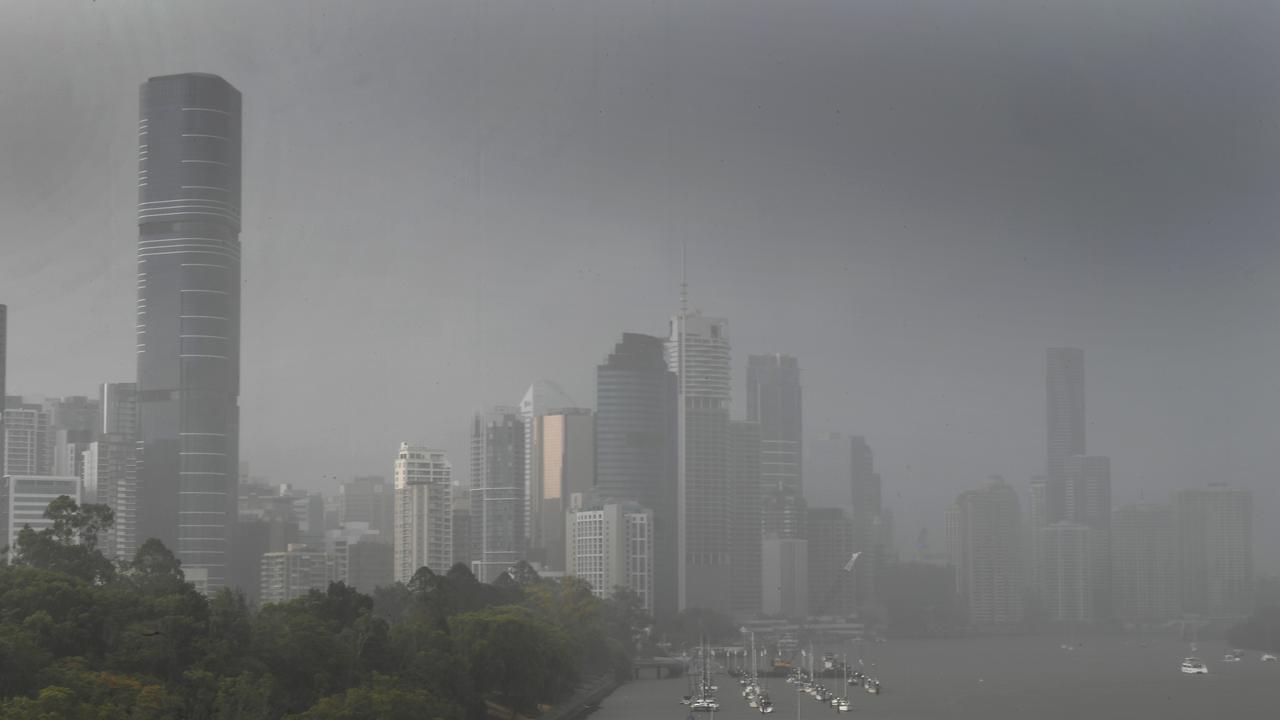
[1180,658,1208,675]
[837,698,851,712]
[864,679,881,694]
[1262,653,1278,662]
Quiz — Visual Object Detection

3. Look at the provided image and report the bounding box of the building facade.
[470,409,525,582]
[83,434,139,560]
[594,333,678,618]
[762,537,808,619]
[566,498,655,610]
[1040,521,1096,624]
[850,436,884,608]
[2,475,82,557]
[530,409,594,571]
[1111,503,1178,623]
[952,477,1024,630]
[135,73,243,591]
[393,445,452,581]
[3,397,52,477]
[339,475,393,539]
[807,507,856,617]
[728,420,762,618]
[746,354,804,540]
[666,312,732,614]
[259,544,338,604]
[519,380,576,551]
[1063,454,1111,621]
[1046,348,1085,523]
[1175,485,1253,618]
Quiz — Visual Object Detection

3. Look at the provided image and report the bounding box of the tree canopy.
[0,496,654,719]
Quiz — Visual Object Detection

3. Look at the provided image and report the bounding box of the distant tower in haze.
[850,436,883,606]
[393,445,452,581]
[728,419,762,617]
[1111,503,1178,622]
[594,333,678,618]
[470,408,525,582]
[747,354,805,539]
[530,409,594,570]
[135,73,242,591]
[951,476,1024,630]
[0,305,6,473]
[667,311,733,614]
[1175,485,1253,618]
[1046,348,1085,522]
[1064,455,1111,621]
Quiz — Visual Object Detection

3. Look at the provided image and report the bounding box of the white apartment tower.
[393,444,453,582]
[566,497,654,611]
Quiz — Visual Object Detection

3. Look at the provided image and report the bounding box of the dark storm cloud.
[1,0,1278,568]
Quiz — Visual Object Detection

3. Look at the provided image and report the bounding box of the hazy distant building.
[667,312,732,614]
[393,445,452,581]
[1040,521,1097,624]
[135,73,243,591]
[2,475,81,557]
[83,435,139,560]
[952,477,1024,630]
[530,409,594,571]
[0,307,5,476]
[4,397,52,477]
[260,544,337,604]
[594,333,679,618]
[728,420,762,618]
[1063,455,1111,621]
[1175,485,1253,618]
[452,505,471,569]
[762,537,808,619]
[519,380,576,551]
[566,497,654,610]
[807,507,855,617]
[747,354,804,540]
[1046,348,1085,523]
[345,538,394,594]
[339,476,393,539]
[1027,477,1047,609]
[470,409,525,582]
[1111,503,1178,623]
[850,436,883,607]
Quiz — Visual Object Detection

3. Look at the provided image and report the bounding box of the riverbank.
[531,673,621,720]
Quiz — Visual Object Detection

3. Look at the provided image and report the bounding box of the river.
[594,635,1279,719]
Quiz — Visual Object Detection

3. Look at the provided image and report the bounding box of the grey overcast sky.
[2,0,1278,569]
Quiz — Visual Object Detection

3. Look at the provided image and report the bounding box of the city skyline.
[2,1,1279,574]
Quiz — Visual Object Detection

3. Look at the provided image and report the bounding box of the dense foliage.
[0,500,651,719]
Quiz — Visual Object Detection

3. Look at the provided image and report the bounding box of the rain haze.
[2,0,1278,574]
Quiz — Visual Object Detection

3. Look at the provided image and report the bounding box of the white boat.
[1262,653,1278,662]
[1180,658,1208,675]
[1223,652,1242,662]
[837,698,851,712]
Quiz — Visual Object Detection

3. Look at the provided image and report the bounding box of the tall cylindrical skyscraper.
[136,73,242,591]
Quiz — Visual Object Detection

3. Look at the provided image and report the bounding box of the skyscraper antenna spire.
[680,242,689,316]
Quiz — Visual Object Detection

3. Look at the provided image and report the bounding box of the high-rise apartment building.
[728,420,762,618]
[951,477,1024,630]
[259,544,338,605]
[595,332,679,618]
[746,354,804,541]
[135,73,243,592]
[807,507,855,617]
[1111,503,1178,623]
[667,312,732,614]
[1175,485,1253,618]
[1046,348,1085,522]
[566,498,655,611]
[530,409,594,571]
[470,409,525,582]
[83,435,139,560]
[2,475,82,557]
[3,397,52,477]
[1040,520,1097,624]
[393,445,452,581]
